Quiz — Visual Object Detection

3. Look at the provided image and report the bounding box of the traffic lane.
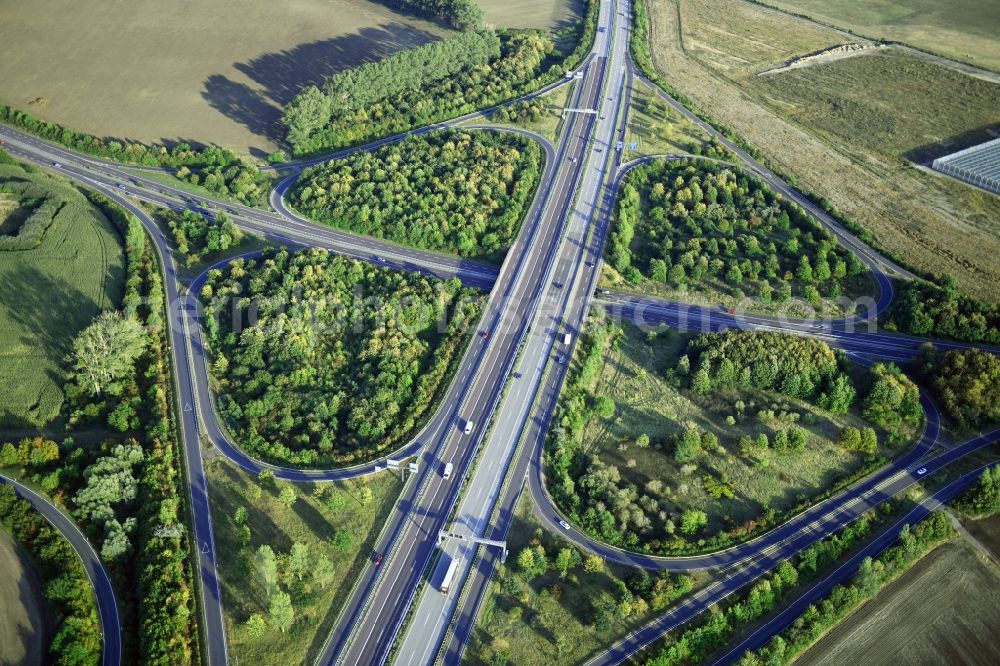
[332,56,611,664]
[0,475,122,666]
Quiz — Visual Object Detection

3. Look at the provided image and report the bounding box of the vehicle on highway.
[565,71,575,80]
[116,183,126,190]
[558,519,571,529]
[556,355,565,365]
[563,332,572,345]
[553,281,563,288]
[372,552,384,566]
[597,26,606,32]
[435,553,459,594]
[463,420,474,435]
[375,256,385,263]
[568,156,577,163]
[574,71,583,79]
[616,140,624,151]
[916,467,928,476]
[52,161,61,168]
[481,330,489,340]
[442,462,453,479]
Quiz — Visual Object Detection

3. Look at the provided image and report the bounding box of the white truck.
[463,420,474,435]
[435,553,459,594]
[443,462,453,479]
[563,332,572,345]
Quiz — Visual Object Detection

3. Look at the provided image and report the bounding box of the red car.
[372,552,383,566]
[481,331,489,340]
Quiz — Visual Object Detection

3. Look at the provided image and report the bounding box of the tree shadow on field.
[200,24,440,152]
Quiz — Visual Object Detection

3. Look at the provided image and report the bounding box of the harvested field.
[964,514,1000,562]
[764,0,1000,73]
[643,0,1000,302]
[0,0,450,155]
[0,529,48,666]
[798,541,1000,666]
[479,0,583,30]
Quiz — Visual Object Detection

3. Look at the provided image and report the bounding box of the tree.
[692,367,712,395]
[278,484,297,509]
[254,545,278,596]
[680,510,708,534]
[282,86,331,147]
[595,395,616,420]
[258,469,275,489]
[583,554,605,574]
[245,613,267,639]
[268,591,294,633]
[332,529,353,551]
[675,428,702,463]
[234,506,248,525]
[313,555,337,589]
[68,311,147,395]
[288,542,310,581]
[554,548,580,578]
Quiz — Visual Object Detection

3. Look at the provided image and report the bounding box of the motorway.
[0,474,121,666]
[1,0,997,664]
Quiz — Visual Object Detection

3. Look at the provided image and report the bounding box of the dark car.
[373,552,384,566]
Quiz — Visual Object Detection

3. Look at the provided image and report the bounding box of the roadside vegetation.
[283,0,598,154]
[207,460,401,664]
[884,277,1000,344]
[635,506,945,665]
[918,348,1000,430]
[0,484,101,665]
[604,159,874,315]
[173,159,273,207]
[546,317,920,555]
[482,83,571,143]
[733,511,959,666]
[0,177,200,664]
[0,154,125,428]
[200,248,482,467]
[634,0,1000,303]
[288,130,542,261]
[467,494,699,666]
[150,207,245,266]
[624,81,727,159]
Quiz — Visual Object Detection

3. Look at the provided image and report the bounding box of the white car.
[52,161,62,168]
[558,519,571,530]
[915,467,928,476]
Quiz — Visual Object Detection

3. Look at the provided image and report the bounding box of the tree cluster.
[919,348,1000,429]
[955,465,1000,518]
[374,0,484,31]
[289,130,541,259]
[175,160,271,207]
[285,30,560,154]
[155,208,242,264]
[739,512,953,666]
[885,277,1000,344]
[862,362,921,429]
[609,160,869,305]
[0,484,103,666]
[201,248,482,466]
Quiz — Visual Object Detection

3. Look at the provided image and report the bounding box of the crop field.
[798,541,1000,666]
[764,0,1000,72]
[480,0,583,30]
[574,323,904,534]
[0,529,47,666]
[0,162,125,428]
[643,0,1000,302]
[207,459,402,665]
[0,0,450,155]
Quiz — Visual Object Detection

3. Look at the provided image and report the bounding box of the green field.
[207,459,402,665]
[0,529,48,666]
[466,493,700,666]
[798,540,1000,666]
[477,83,572,143]
[0,160,125,428]
[643,0,1000,302]
[765,0,1000,72]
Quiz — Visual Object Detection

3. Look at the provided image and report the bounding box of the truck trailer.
[435,553,459,594]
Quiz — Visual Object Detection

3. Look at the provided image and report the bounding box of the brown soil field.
[798,541,1000,666]
[0,0,450,155]
[644,0,1000,302]
[0,529,48,666]
[964,514,1000,562]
